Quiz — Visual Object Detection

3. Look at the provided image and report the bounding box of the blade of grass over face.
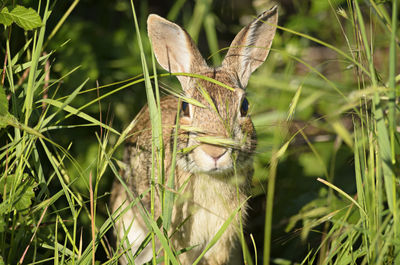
[176,72,234,91]
[196,136,241,149]
[197,83,221,116]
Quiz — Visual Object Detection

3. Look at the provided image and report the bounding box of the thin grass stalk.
[19,205,49,264]
[130,1,166,263]
[5,35,22,216]
[24,0,49,125]
[167,0,187,21]
[134,203,180,265]
[298,129,329,179]
[263,148,278,265]
[249,234,257,265]
[92,135,113,260]
[367,0,392,31]
[54,213,59,265]
[162,100,180,265]
[149,36,170,264]
[388,0,400,263]
[354,0,396,237]
[61,236,68,264]
[352,1,399,262]
[187,0,212,42]
[89,172,95,264]
[274,24,371,79]
[192,199,248,265]
[388,0,398,164]
[203,13,221,65]
[353,122,367,215]
[368,117,379,260]
[45,0,80,46]
[5,31,15,94]
[232,156,250,265]
[150,42,165,208]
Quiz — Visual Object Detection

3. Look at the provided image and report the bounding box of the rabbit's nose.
[200,144,227,161]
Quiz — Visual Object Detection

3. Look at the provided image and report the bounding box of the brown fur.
[110,6,278,265]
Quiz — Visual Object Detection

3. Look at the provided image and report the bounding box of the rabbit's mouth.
[186,144,236,175]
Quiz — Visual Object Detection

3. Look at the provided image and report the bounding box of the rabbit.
[110,6,278,265]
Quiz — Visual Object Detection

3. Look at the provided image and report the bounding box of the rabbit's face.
[148,7,277,176]
[176,69,256,176]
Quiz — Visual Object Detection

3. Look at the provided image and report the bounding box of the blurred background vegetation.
[0,0,399,264]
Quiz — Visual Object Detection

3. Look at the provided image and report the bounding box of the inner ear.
[147,14,207,85]
[222,6,278,88]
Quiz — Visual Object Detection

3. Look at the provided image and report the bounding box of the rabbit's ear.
[222,6,278,88]
[147,14,207,86]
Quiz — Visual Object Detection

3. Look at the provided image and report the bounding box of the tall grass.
[275,1,400,264]
[0,0,399,265]
[0,1,125,264]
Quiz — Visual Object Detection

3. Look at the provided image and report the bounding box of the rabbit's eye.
[240,98,249,117]
[181,101,190,117]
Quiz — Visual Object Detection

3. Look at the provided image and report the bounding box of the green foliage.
[0,174,35,213]
[0,5,41,30]
[0,86,7,116]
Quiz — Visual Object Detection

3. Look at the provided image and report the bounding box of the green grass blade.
[387,0,399,258]
[275,24,371,78]
[12,52,52,74]
[130,1,167,263]
[23,0,49,124]
[187,0,212,42]
[162,100,180,231]
[38,78,88,127]
[167,0,187,21]
[317,178,366,217]
[203,13,221,65]
[192,198,249,265]
[287,84,302,121]
[388,0,398,165]
[39,98,120,135]
[354,0,397,226]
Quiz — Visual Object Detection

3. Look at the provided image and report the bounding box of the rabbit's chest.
[174,173,247,250]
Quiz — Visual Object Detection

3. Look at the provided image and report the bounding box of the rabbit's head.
[147,7,278,176]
